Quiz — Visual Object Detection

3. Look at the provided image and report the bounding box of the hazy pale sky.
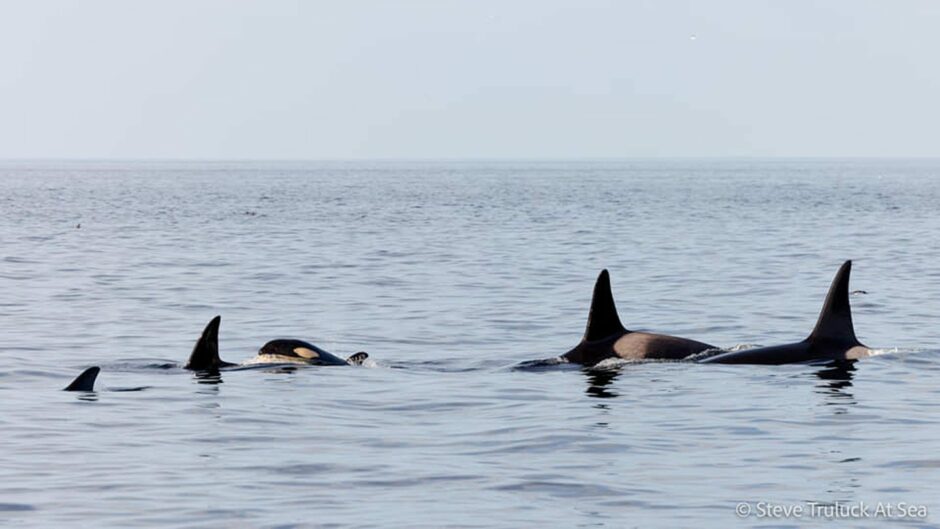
[1,0,938,159]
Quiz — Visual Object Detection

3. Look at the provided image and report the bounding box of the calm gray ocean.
[2,160,939,528]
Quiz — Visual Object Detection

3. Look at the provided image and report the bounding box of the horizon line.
[2,155,939,163]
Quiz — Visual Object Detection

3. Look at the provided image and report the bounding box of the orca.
[559,269,716,366]
[64,366,100,391]
[250,339,369,366]
[62,366,150,392]
[701,260,873,365]
[184,315,368,370]
[184,316,236,370]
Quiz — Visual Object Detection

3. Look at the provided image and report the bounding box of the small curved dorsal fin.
[64,366,100,391]
[185,316,232,370]
[346,352,369,365]
[583,269,627,341]
[808,260,859,344]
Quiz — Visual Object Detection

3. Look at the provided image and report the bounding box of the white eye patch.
[293,347,319,359]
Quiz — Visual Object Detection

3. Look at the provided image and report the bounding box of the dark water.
[1,160,939,528]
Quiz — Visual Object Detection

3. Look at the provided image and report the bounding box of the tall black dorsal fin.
[583,269,627,341]
[808,260,859,344]
[184,316,233,370]
[64,366,100,391]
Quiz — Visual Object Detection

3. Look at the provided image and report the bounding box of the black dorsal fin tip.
[184,315,227,370]
[64,366,100,391]
[808,260,859,344]
[583,269,627,341]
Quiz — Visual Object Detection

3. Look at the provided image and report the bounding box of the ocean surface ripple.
[2,160,939,528]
